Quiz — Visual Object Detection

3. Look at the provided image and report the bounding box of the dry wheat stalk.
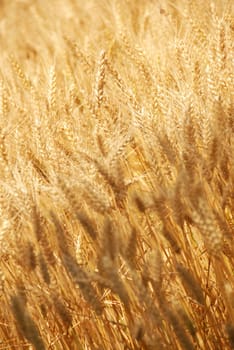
[11,293,46,350]
[94,50,107,113]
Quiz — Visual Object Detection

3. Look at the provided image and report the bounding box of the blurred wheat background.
[0,0,233,349]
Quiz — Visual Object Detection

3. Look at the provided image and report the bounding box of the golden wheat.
[0,0,233,349]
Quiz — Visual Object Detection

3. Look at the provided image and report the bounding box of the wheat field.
[0,0,233,349]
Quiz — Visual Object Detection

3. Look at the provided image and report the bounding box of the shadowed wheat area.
[0,0,233,349]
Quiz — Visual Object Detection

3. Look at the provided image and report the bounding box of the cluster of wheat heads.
[0,0,233,349]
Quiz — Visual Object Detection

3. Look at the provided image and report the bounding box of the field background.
[0,0,233,349]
